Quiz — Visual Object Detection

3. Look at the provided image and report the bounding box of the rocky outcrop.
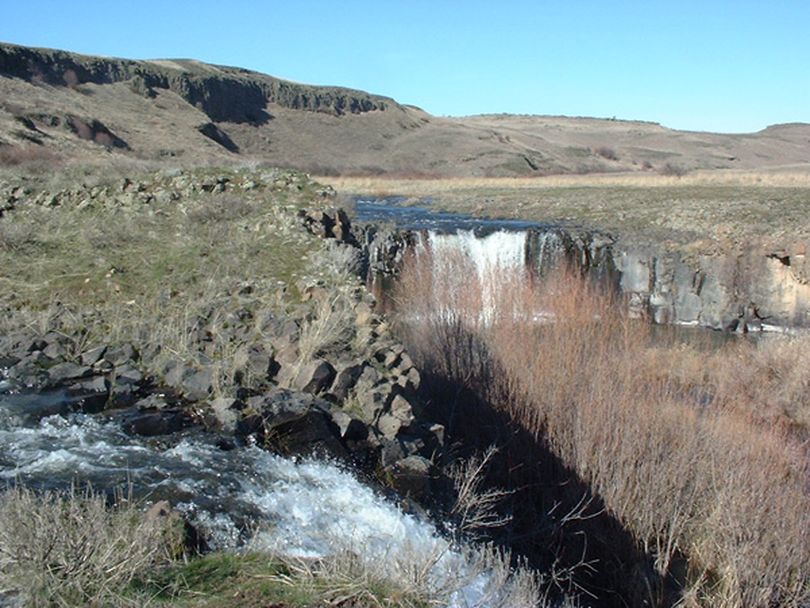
[360,222,810,331]
[613,244,810,330]
[0,42,391,123]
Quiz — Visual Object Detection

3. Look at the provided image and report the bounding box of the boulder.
[42,341,69,360]
[47,362,92,384]
[389,394,414,423]
[384,455,437,500]
[80,345,107,366]
[67,375,110,412]
[243,389,347,460]
[135,394,170,410]
[330,361,365,401]
[293,359,335,394]
[356,383,399,420]
[8,351,49,387]
[330,410,368,441]
[123,409,192,437]
[377,413,404,440]
[105,343,139,366]
[164,362,213,401]
[114,363,143,386]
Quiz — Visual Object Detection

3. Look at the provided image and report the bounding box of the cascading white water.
[421,229,528,324]
[535,230,564,275]
[0,392,533,607]
[427,229,528,281]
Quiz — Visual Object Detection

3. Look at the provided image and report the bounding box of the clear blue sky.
[2,0,808,133]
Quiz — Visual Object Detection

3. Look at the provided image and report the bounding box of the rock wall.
[0,43,391,123]
[360,223,810,331]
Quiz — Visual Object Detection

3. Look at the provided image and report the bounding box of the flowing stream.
[0,385,519,607]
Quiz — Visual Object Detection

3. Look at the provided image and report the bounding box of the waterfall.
[421,229,529,324]
[534,229,565,276]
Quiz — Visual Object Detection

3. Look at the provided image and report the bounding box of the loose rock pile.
[0,169,448,513]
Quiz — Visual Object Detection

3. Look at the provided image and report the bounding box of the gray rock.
[48,362,92,384]
[164,362,212,401]
[330,361,365,401]
[396,353,414,373]
[105,343,139,366]
[135,394,169,410]
[330,410,368,441]
[244,389,347,459]
[385,455,436,500]
[42,341,69,360]
[67,375,111,412]
[356,386,394,420]
[242,344,278,382]
[114,364,143,385]
[389,395,415,425]
[69,375,109,394]
[355,365,380,391]
[379,438,408,468]
[182,367,214,401]
[294,359,336,394]
[80,345,107,366]
[395,367,421,392]
[377,413,403,440]
[124,410,191,437]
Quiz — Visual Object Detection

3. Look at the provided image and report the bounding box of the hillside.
[1,42,809,176]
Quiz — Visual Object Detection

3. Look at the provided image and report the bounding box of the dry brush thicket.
[393,251,809,608]
[0,486,182,607]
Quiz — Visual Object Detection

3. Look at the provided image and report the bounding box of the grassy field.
[322,170,810,254]
[0,167,342,393]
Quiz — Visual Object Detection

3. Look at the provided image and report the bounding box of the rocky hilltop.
[2,42,809,176]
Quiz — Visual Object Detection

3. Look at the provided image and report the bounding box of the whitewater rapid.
[0,389,525,607]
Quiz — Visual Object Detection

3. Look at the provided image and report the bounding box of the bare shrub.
[0,144,62,168]
[660,162,688,177]
[394,253,810,607]
[316,240,361,283]
[265,543,549,608]
[449,446,512,538]
[0,485,182,607]
[594,146,619,161]
[297,292,356,364]
[0,219,38,252]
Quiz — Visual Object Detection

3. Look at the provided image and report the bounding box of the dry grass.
[321,168,810,194]
[0,144,63,170]
[321,171,810,254]
[393,252,810,607]
[0,485,182,607]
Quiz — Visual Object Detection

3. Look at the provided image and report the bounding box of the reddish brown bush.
[594,146,619,161]
[0,144,62,168]
[394,252,809,607]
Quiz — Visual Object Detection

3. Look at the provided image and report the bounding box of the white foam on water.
[422,229,528,325]
[535,230,564,275]
[0,404,532,607]
[428,230,528,282]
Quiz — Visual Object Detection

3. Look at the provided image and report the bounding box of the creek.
[0,383,519,607]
